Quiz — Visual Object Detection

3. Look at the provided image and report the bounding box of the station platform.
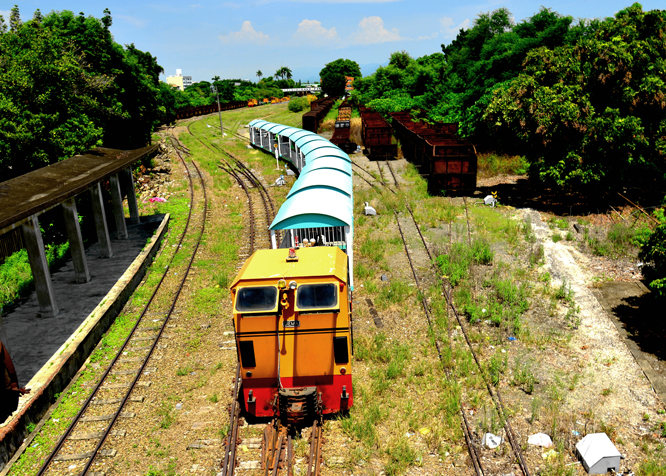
[0,214,164,386]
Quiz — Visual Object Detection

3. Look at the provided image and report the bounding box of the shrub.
[639,207,666,296]
[288,97,308,112]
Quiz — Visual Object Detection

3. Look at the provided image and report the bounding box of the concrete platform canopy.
[0,145,158,318]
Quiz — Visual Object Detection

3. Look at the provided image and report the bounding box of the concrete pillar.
[61,198,90,283]
[20,215,59,317]
[109,174,128,240]
[89,183,113,258]
[121,167,140,224]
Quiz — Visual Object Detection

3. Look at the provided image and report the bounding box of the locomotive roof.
[230,246,348,288]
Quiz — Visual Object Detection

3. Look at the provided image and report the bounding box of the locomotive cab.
[230,246,353,424]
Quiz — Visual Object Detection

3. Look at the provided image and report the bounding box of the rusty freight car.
[390,111,476,193]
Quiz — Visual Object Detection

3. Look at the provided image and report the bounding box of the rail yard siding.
[0,214,170,470]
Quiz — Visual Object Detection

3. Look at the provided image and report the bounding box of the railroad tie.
[102,382,151,390]
[80,412,135,422]
[70,430,126,440]
[92,396,144,405]
[187,439,221,449]
[53,449,117,461]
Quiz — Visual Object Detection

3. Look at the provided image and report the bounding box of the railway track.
[186,117,325,476]
[186,122,276,253]
[35,129,209,476]
[353,158,533,476]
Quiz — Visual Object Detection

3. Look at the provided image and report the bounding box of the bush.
[288,97,308,112]
[639,207,666,296]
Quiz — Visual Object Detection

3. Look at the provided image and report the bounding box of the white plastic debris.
[484,195,497,207]
[528,433,553,448]
[483,433,502,448]
[364,202,377,216]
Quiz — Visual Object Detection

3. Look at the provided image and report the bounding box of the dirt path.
[521,208,663,469]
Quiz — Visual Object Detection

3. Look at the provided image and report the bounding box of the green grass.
[0,242,70,310]
[477,153,528,178]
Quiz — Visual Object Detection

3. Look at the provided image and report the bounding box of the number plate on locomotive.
[284,320,300,328]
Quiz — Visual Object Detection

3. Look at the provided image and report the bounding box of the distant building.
[166,69,193,91]
[345,76,354,91]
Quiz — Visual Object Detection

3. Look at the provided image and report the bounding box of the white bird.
[364,202,377,216]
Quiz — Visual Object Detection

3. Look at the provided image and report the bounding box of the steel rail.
[219,363,242,476]
[37,130,203,476]
[80,154,210,476]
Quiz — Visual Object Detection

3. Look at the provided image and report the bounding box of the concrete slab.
[594,281,666,405]
[2,214,165,385]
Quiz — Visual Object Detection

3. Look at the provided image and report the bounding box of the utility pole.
[210,84,224,136]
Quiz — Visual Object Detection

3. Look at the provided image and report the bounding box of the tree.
[0,15,105,179]
[319,59,361,97]
[9,5,21,32]
[389,50,411,69]
[33,9,43,23]
[256,70,263,80]
[484,4,666,188]
[212,75,220,82]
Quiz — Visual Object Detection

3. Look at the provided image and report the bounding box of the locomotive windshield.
[236,286,278,313]
[296,283,337,310]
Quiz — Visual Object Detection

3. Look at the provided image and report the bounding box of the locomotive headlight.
[340,367,347,374]
[289,280,298,290]
[278,279,287,289]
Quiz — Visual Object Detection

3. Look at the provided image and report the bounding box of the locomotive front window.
[296,283,337,310]
[236,286,278,313]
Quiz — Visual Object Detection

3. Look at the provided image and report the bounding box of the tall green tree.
[0,14,105,178]
[485,4,666,188]
[319,59,361,97]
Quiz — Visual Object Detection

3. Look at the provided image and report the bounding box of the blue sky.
[2,1,664,83]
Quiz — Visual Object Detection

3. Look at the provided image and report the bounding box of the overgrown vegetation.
[353,5,666,189]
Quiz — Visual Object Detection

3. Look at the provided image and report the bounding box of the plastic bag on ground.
[528,433,553,448]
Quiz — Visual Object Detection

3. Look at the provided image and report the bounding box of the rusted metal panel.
[0,145,158,236]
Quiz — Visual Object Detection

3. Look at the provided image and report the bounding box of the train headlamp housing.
[277,279,287,290]
[289,280,298,290]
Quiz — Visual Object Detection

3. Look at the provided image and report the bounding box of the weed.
[552,233,562,243]
[176,365,193,376]
[644,413,651,422]
[601,387,613,396]
[529,397,541,423]
[488,352,508,386]
[384,436,417,476]
[157,403,175,429]
[539,272,551,283]
[208,393,219,403]
[512,357,537,394]
[529,243,544,266]
[566,231,574,241]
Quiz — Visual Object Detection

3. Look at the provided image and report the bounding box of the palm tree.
[283,67,292,81]
[212,75,220,82]
[256,70,263,81]
[275,67,285,80]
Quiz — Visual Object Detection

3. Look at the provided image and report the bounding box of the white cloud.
[293,19,338,44]
[440,17,470,38]
[117,15,148,28]
[350,16,401,45]
[219,21,270,44]
[189,4,203,8]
